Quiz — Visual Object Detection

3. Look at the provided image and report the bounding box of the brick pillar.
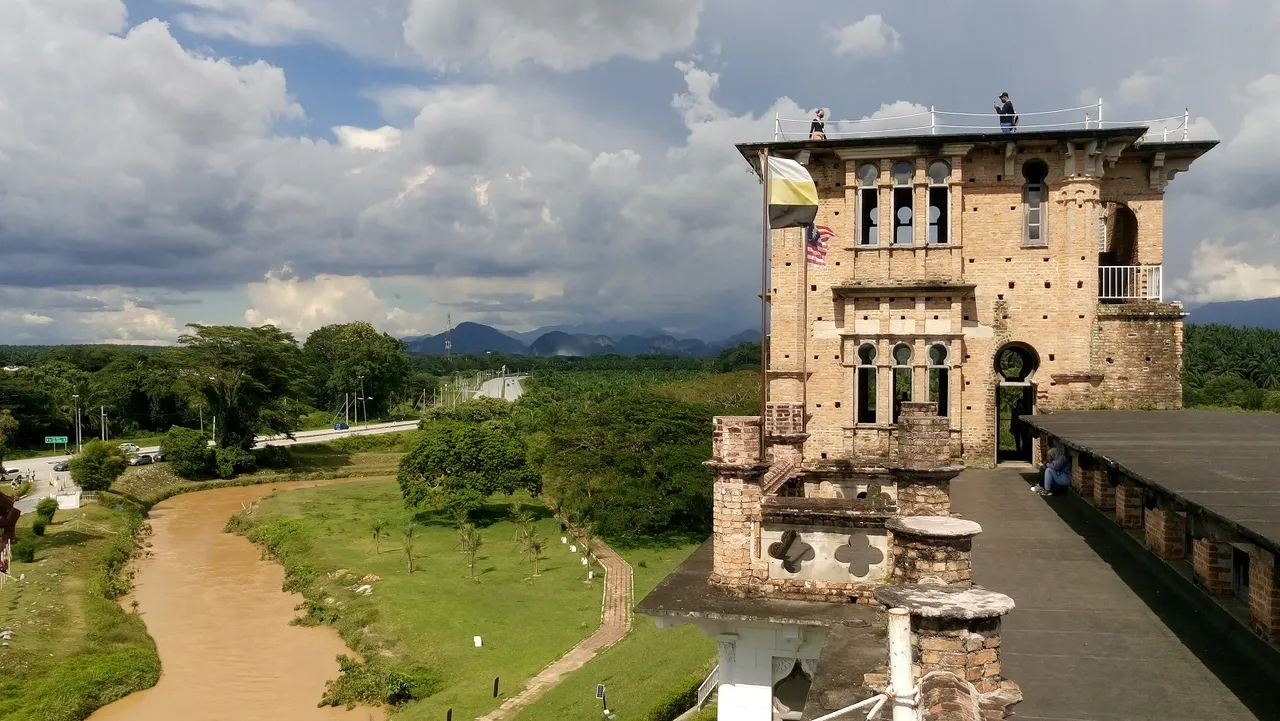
[1113,480,1143,529]
[887,517,981,587]
[1071,460,1097,498]
[1144,507,1185,560]
[1092,472,1116,511]
[1191,538,1232,596]
[1248,548,1280,642]
[709,417,766,592]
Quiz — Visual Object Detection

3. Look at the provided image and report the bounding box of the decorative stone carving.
[835,533,887,578]
[768,529,816,573]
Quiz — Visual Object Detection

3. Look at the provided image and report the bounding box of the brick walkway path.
[476,534,633,721]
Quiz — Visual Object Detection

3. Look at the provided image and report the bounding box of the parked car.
[151,451,167,462]
[52,460,70,472]
[1,467,21,483]
[119,442,141,454]
[334,422,349,431]
[127,454,152,466]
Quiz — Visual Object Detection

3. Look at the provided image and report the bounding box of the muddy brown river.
[91,480,386,721]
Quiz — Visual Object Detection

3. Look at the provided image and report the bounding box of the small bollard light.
[570,544,577,552]
[561,536,568,544]
[581,557,589,566]
[474,636,483,647]
[493,677,500,698]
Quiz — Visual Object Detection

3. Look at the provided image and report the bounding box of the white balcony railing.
[1099,265,1162,301]
[776,99,1196,143]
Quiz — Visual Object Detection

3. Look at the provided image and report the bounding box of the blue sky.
[1,0,1278,344]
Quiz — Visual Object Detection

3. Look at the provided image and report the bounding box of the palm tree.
[371,519,386,555]
[527,532,545,577]
[577,523,598,579]
[402,523,417,574]
[458,523,483,581]
[509,502,535,546]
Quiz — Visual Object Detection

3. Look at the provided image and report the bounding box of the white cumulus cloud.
[1173,240,1280,304]
[830,14,902,58]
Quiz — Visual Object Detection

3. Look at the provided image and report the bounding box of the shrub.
[31,519,47,536]
[641,668,705,721]
[35,497,58,522]
[320,655,438,709]
[69,439,127,491]
[100,510,144,599]
[162,426,215,479]
[12,534,35,563]
[214,447,258,479]
[254,444,293,470]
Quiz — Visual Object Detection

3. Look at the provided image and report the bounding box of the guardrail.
[777,99,1193,143]
[1099,265,1162,301]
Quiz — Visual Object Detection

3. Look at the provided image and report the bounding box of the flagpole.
[759,149,770,463]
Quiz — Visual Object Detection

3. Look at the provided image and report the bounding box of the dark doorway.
[995,345,1038,464]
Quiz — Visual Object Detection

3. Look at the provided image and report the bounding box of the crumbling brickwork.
[893,537,974,586]
[1191,538,1233,596]
[761,133,1204,468]
[1144,507,1186,560]
[914,617,1006,694]
[895,402,952,469]
[897,480,952,516]
[1248,547,1280,642]
[1114,479,1144,529]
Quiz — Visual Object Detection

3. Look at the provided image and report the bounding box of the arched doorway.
[772,660,812,720]
[1100,203,1139,302]
[995,344,1039,464]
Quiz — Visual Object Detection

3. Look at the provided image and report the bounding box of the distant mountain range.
[1185,296,1280,331]
[404,322,758,357]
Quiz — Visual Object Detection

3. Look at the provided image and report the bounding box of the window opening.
[1023,160,1048,246]
[857,343,877,424]
[927,160,950,244]
[892,343,912,422]
[892,162,914,246]
[928,343,949,417]
[858,164,879,246]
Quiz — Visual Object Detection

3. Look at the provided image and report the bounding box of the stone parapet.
[888,517,981,587]
[712,416,762,465]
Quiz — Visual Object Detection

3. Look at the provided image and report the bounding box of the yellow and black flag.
[767,156,819,229]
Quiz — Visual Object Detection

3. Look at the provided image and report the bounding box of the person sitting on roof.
[1036,443,1071,496]
[810,109,826,140]
[995,92,1018,133]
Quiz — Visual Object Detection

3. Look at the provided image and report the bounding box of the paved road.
[9,420,419,514]
[473,376,524,401]
[953,467,1275,721]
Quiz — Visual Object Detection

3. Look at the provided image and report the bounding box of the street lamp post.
[71,394,81,454]
[358,375,368,429]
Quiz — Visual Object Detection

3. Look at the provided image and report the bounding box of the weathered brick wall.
[893,537,973,586]
[1144,507,1186,559]
[915,617,1005,694]
[765,402,805,437]
[1248,547,1280,641]
[1071,458,1101,497]
[1191,538,1233,596]
[767,140,1186,469]
[1092,471,1117,510]
[709,476,766,588]
[1114,479,1144,529]
[898,480,952,516]
[712,416,762,465]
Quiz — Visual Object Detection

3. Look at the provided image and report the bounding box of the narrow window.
[1023,160,1048,246]
[857,343,877,424]
[927,160,950,244]
[858,163,879,246]
[892,162,914,246]
[892,343,912,422]
[928,343,949,417]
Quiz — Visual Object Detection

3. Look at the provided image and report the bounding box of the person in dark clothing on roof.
[995,92,1017,133]
[810,109,826,140]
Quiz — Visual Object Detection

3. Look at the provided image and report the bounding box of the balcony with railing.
[775,99,1198,144]
[1099,265,1162,302]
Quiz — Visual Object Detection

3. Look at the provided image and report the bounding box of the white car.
[1,467,22,483]
[118,443,141,454]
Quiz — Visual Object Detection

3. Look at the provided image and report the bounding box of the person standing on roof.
[810,109,827,140]
[995,92,1018,133]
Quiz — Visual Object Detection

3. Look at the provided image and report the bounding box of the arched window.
[892,162,914,246]
[927,161,950,245]
[772,661,812,721]
[1023,160,1049,246]
[928,343,950,418]
[857,163,880,246]
[892,343,912,422]
[856,342,877,424]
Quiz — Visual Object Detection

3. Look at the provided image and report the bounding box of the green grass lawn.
[234,480,605,720]
[513,542,715,721]
[0,504,160,721]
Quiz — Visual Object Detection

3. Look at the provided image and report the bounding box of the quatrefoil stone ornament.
[835,533,885,578]
[768,529,816,573]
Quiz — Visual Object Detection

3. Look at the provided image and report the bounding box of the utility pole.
[358,376,367,429]
[199,405,204,435]
[212,415,217,446]
[72,394,81,454]
[444,314,453,360]
[345,392,350,425]
[100,406,106,441]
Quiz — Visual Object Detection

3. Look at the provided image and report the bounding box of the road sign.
[45,436,68,444]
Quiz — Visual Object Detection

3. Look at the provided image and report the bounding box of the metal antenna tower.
[444,314,453,359]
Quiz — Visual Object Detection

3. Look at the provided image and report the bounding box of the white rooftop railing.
[776,99,1194,144]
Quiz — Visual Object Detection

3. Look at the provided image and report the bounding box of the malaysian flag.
[806,223,834,267]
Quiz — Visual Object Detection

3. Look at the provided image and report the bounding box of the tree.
[303,322,411,419]
[396,420,540,520]
[69,439,127,492]
[401,523,417,573]
[371,519,387,555]
[526,532,545,577]
[0,409,17,467]
[174,324,305,450]
[457,523,483,581]
[161,426,214,479]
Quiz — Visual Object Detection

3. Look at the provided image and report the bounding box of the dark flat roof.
[635,540,878,628]
[1023,410,1280,553]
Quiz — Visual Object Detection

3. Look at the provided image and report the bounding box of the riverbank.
[227,480,606,720]
[0,503,160,721]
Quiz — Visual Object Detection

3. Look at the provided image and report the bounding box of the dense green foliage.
[303,322,412,419]
[161,425,215,478]
[0,409,17,466]
[35,497,58,522]
[69,439,127,491]
[398,420,540,519]
[1183,325,1280,411]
